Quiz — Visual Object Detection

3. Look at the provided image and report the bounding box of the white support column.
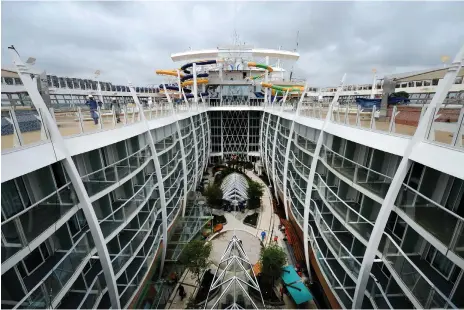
[352,45,464,309]
[193,63,198,107]
[206,112,212,161]
[259,111,265,160]
[302,74,346,284]
[189,116,200,195]
[127,82,169,278]
[282,84,308,221]
[271,115,281,204]
[177,70,189,107]
[265,56,269,105]
[220,111,224,162]
[264,113,272,179]
[10,49,121,310]
[200,113,207,172]
[173,119,189,217]
[247,111,250,161]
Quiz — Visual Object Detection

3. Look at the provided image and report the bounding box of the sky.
[2,1,464,87]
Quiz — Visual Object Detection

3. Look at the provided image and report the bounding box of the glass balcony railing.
[111,203,161,275]
[396,183,464,260]
[77,271,105,309]
[81,144,151,196]
[307,222,353,309]
[380,235,457,309]
[426,106,464,150]
[16,231,95,309]
[309,199,393,309]
[99,174,159,238]
[1,182,78,263]
[313,173,456,309]
[321,146,393,198]
[1,107,49,152]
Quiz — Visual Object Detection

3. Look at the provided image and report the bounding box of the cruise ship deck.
[1,43,464,310]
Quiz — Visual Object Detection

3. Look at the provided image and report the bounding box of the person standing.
[111,98,121,123]
[261,231,266,242]
[85,95,99,125]
[274,235,279,243]
[178,285,186,301]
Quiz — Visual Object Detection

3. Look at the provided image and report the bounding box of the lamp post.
[95,70,104,108]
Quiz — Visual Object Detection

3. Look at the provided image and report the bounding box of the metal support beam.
[127,82,169,279]
[10,49,121,310]
[282,84,308,222]
[302,74,346,286]
[352,44,464,309]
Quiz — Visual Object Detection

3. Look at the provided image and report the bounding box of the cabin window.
[408,82,414,87]
[401,83,407,88]
[432,79,439,86]
[415,81,423,87]
[242,72,247,79]
[423,80,431,86]
[4,77,14,85]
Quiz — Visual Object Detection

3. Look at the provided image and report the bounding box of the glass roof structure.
[220,173,248,205]
[205,233,264,309]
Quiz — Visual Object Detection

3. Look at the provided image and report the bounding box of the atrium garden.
[138,162,316,309]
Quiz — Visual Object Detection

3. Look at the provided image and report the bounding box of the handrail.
[81,144,150,178]
[77,270,104,309]
[14,230,95,308]
[306,220,353,307]
[322,145,392,180]
[313,172,457,308]
[119,226,162,300]
[400,182,464,222]
[114,213,162,281]
[98,169,157,223]
[308,199,393,309]
[1,182,73,225]
[111,198,161,263]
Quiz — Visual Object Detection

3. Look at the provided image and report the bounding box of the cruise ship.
[1,44,464,309]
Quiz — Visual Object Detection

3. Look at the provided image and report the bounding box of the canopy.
[281,265,313,305]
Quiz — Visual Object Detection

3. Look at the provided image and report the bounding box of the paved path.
[166,168,316,309]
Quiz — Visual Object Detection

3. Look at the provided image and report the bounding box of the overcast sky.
[2,1,463,87]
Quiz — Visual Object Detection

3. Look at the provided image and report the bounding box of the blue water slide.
[159,84,192,93]
[180,60,217,74]
[185,92,209,99]
[180,73,209,82]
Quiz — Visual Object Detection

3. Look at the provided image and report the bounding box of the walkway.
[165,167,316,309]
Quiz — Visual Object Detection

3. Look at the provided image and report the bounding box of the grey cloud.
[2,1,463,87]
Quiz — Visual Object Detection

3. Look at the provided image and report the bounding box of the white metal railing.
[308,199,393,309]
[313,173,457,309]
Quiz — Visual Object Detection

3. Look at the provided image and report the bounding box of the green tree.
[247,180,264,209]
[203,184,223,208]
[260,244,287,285]
[178,240,213,285]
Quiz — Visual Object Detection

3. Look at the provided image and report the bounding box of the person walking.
[261,230,266,242]
[178,284,186,301]
[274,235,279,243]
[85,95,99,125]
[111,98,121,123]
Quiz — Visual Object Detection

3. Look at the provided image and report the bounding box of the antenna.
[295,30,299,52]
[289,31,299,81]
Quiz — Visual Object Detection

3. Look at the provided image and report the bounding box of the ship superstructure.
[1,44,464,309]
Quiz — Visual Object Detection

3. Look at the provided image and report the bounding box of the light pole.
[95,70,104,108]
